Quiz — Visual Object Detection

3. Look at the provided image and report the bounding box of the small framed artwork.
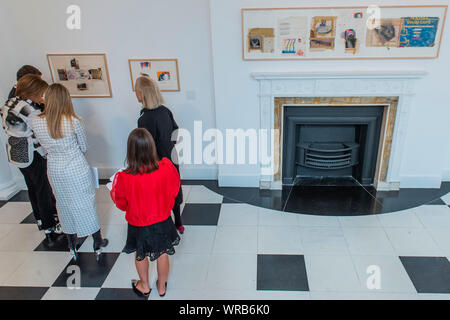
[128,59,180,92]
[47,53,112,98]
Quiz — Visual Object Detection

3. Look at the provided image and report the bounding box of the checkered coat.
[32,116,100,237]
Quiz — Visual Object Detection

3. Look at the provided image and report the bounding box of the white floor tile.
[384,228,442,256]
[297,214,340,227]
[441,192,450,205]
[218,204,258,226]
[258,225,302,254]
[0,252,29,285]
[98,203,127,225]
[310,291,419,300]
[305,255,361,292]
[414,205,450,228]
[102,253,143,288]
[169,253,210,290]
[339,215,382,228]
[418,293,450,300]
[0,202,32,224]
[0,224,14,242]
[427,228,450,256]
[3,252,72,287]
[176,226,216,254]
[95,186,112,203]
[342,227,395,255]
[205,254,256,291]
[42,287,100,300]
[181,185,192,200]
[351,255,417,293]
[186,186,223,204]
[0,224,45,252]
[377,210,424,228]
[78,224,127,253]
[300,227,350,255]
[212,226,257,254]
[258,208,299,226]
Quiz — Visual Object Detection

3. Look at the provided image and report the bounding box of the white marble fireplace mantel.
[251,70,428,191]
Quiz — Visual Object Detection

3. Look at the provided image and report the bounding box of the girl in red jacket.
[111,128,181,297]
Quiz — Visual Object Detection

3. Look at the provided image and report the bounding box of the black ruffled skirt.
[124,217,180,261]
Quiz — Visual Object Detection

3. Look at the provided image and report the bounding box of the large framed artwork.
[242,5,448,60]
[47,53,112,98]
[128,59,180,92]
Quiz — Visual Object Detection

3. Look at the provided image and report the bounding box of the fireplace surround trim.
[251,70,428,191]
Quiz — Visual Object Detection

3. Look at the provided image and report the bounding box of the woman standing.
[32,84,108,259]
[1,74,61,241]
[111,128,180,297]
[135,76,184,234]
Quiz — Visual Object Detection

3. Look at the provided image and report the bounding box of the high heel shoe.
[156,279,167,297]
[131,280,150,297]
[94,238,109,260]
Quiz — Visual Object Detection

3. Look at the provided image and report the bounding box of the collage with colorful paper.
[242,6,447,60]
[128,59,180,92]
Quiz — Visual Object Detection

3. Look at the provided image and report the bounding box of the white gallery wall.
[0,0,217,184]
[210,0,450,188]
[1,0,450,191]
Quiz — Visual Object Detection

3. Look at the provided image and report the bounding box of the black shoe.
[131,280,150,297]
[94,238,109,259]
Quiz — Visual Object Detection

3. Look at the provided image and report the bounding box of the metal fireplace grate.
[298,142,359,170]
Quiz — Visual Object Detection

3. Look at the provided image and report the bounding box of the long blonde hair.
[135,76,165,109]
[41,84,80,139]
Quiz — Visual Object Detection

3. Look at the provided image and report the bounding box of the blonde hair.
[135,76,165,109]
[16,74,48,101]
[41,84,80,139]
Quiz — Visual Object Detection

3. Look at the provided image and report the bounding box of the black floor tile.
[34,235,87,252]
[52,252,120,288]
[257,254,309,291]
[99,179,110,185]
[400,256,450,293]
[21,213,37,224]
[8,190,29,202]
[0,201,6,208]
[0,286,49,300]
[181,203,221,225]
[95,288,150,300]
[427,198,447,205]
[284,185,382,216]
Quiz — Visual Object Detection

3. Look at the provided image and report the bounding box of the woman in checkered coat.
[32,84,108,259]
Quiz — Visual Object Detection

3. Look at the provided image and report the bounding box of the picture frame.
[128,59,180,92]
[242,5,448,60]
[47,53,112,98]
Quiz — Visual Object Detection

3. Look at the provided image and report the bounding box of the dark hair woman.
[110,128,181,297]
[134,76,185,234]
[1,74,61,242]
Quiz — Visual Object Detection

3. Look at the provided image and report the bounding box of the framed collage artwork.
[242,5,448,60]
[128,59,180,92]
[47,53,113,98]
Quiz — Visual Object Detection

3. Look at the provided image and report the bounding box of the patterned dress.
[32,116,100,237]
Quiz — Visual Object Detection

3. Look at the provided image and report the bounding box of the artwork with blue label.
[400,17,440,47]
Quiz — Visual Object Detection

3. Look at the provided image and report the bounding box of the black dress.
[138,106,183,206]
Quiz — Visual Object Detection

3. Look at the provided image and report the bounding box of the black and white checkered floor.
[1,184,450,300]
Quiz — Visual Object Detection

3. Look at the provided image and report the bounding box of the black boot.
[67,234,78,261]
[92,230,109,259]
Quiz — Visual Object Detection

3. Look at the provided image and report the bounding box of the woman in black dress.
[134,76,184,234]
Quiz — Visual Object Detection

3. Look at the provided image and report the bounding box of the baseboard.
[98,166,218,181]
[442,168,450,181]
[218,173,260,187]
[399,175,442,189]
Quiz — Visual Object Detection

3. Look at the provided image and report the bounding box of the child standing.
[110,128,180,297]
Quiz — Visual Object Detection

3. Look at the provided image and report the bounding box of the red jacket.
[110,157,181,227]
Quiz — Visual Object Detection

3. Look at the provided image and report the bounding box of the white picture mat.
[47,54,112,97]
[129,59,180,91]
[242,6,447,60]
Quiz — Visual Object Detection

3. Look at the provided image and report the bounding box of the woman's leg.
[134,254,150,293]
[92,229,109,252]
[156,254,170,295]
